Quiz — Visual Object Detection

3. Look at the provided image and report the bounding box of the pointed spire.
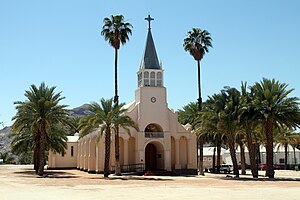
[140,15,160,70]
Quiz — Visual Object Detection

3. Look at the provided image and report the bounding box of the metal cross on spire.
[145,14,154,30]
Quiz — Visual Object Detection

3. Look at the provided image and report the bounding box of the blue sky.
[1,0,300,126]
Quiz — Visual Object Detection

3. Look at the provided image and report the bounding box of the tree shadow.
[88,176,174,181]
[219,175,300,182]
[14,170,79,179]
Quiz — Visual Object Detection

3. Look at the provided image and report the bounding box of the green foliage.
[101,15,133,50]
[11,82,70,175]
[183,28,212,61]
[79,98,138,177]
[178,102,199,129]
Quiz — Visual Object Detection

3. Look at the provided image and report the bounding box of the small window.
[208,157,212,161]
[62,152,65,157]
[71,146,74,157]
[203,157,207,161]
[157,72,162,79]
[150,72,155,78]
[279,158,284,164]
[144,72,149,78]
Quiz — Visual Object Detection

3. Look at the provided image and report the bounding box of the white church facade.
[48,16,197,175]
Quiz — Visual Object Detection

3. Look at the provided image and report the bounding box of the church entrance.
[145,143,157,170]
[145,141,164,171]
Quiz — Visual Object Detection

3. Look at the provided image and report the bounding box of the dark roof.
[140,30,160,69]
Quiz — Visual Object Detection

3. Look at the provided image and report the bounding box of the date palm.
[216,87,241,177]
[183,28,212,175]
[239,82,259,178]
[79,98,138,178]
[274,127,300,169]
[101,15,133,175]
[251,78,300,178]
[12,83,69,176]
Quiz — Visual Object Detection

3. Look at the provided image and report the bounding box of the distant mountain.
[69,104,91,118]
[0,126,12,154]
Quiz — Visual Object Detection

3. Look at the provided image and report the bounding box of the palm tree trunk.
[265,118,275,178]
[34,140,40,173]
[197,60,202,111]
[239,142,246,175]
[228,133,239,178]
[38,124,46,176]
[104,128,111,178]
[246,128,258,178]
[212,146,216,170]
[284,144,288,170]
[196,60,204,176]
[114,48,121,176]
[114,48,119,105]
[198,137,204,175]
[293,146,297,167]
[216,143,221,173]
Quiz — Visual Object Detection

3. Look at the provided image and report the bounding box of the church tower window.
[150,72,155,86]
[157,72,162,86]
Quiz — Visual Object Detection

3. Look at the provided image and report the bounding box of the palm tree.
[274,127,300,169]
[183,27,212,175]
[69,117,82,135]
[79,98,138,178]
[101,15,133,175]
[217,87,241,177]
[178,102,199,128]
[178,102,203,171]
[251,78,300,178]
[239,82,259,178]
[12,83,70,176]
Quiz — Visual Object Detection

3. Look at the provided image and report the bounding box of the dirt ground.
[0,165,300,200]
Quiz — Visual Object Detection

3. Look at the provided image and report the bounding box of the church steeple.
[140,15,161,70]
[138,15,164,87]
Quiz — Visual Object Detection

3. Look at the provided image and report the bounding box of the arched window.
[150,72,155,86]
[138,73,142,87]
[144,72,150,86]
[157,72,162,86]
[144,72,149,78]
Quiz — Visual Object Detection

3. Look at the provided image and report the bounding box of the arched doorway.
[145,141,164,171]
[145,143,157,170]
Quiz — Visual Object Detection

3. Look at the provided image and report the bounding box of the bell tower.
[137,15,164,88]
[135,15,169,132]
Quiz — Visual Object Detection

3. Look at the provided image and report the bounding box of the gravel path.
[1,165,300,200]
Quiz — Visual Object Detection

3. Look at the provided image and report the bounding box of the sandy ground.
[0,165,300,200]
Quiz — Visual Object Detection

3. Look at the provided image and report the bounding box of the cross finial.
[145,14,154,30]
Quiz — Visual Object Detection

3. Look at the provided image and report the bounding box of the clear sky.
[1,0,300,126]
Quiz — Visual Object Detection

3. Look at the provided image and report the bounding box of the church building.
[48,16,197,175]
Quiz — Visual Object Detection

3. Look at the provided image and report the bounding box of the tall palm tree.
[79,98,138,178]
[251,78,300,178]
[101,15,133,175]
[183,28,212,175]
[12,83,70,176]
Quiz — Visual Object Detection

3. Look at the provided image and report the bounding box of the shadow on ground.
[219,175,300,182]
[88,176,174,181]
[14,170,79,179]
